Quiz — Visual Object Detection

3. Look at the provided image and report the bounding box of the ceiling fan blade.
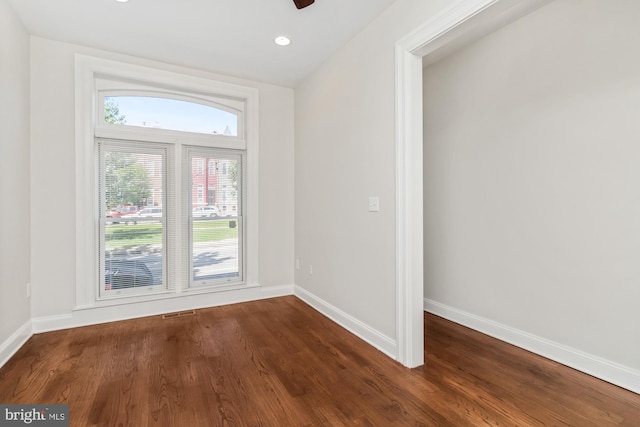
[293,0,315,9]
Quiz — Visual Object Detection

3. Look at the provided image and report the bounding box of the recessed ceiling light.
[115,0,129,3]
[274,36,291,46]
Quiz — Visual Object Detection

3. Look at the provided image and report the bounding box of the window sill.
[74,282,259,311]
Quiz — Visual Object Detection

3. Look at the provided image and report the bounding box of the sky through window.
[105,96,238,136]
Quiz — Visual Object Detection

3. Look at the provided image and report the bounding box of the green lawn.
[105,219,238,249]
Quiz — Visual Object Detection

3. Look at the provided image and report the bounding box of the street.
[105,238,239,287]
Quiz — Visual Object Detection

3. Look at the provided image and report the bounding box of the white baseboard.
[295,285,396,359]
[0,320,33,370]
[33,284,294,333]
[424,299,640,395]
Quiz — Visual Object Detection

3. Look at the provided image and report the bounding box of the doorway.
[394,0,551,368]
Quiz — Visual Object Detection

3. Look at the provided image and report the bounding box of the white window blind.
[98,140,171,298]
[184,148,243,288]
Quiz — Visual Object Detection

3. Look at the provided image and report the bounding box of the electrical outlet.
[26,283,31,299]
[309,264,313,275]
[296,259,300,270]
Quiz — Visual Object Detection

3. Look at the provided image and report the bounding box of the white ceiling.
[8,0,397,87]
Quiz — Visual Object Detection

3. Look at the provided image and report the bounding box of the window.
[197,184,204,204]
[97,93,244,298]
[187,150,242,286]
[103,95,239,136]
[100,143,167,297]
[76,56,259,307]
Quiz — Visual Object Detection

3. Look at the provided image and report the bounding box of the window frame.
[184,147,244,289]
[75,55,260,310]
[98,139,171,299]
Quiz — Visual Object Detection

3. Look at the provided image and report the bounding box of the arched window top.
[102,92,240,137]
[94,76,247,145]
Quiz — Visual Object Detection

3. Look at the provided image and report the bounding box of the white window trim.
[75,55,259,310]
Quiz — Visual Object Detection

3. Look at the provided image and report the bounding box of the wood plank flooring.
[0,296,638,426]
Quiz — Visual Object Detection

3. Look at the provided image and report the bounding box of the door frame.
[394,0,552,367]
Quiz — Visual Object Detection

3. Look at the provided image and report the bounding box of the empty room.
[1,0,639,425]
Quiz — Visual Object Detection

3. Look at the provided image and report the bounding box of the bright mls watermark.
[0,405,68,426]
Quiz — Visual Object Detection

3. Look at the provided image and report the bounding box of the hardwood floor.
[1,296,638,426]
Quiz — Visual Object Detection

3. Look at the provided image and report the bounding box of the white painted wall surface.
[423,0,640,371]
[0,0,31,350]
[30,37,294,319]
[294,0,450,343]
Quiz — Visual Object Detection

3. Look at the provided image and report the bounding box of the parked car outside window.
[192,206,221,218]
[105,259,153,290]
[106,205,139,218]
[122,207,163,224]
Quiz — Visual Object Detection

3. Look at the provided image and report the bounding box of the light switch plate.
[368,196,380,212]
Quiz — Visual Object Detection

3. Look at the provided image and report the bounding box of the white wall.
[423,0,640,373]
[0,0,31,359]
[294,0,450,347]
[30,37,294,320]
